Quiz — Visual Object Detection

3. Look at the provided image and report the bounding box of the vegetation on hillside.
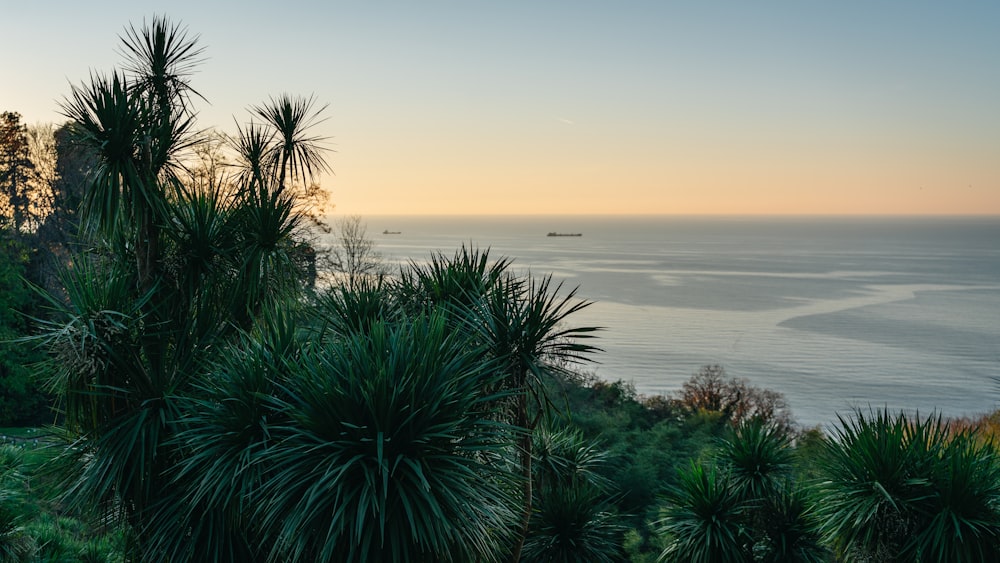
[1,16,999,563]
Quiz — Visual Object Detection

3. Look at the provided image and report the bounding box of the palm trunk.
[508,390,532,563]
[135,165,162,378]
[136,138,158,299]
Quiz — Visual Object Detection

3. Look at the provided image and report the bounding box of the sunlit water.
[320,215,1000,428]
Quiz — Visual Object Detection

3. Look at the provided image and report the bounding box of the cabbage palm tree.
[523,426,622,563]
[394,244,511,318]
[42,17,330,547]
[718,418,792,505]
[816,408,1000,562]
[658,419,826,563]
[657,462,750,563]
[719,420,826,562]
[161,310,517,562]
[392,248,602,560]
[63,17,201,304]
[477,271,601,561]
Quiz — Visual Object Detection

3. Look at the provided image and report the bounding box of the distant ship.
[546,232,582,237]
[382,230,402,235]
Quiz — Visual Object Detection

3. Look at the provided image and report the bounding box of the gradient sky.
[4,1,999,215]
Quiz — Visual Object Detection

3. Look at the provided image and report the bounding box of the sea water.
[323,215,1000,428]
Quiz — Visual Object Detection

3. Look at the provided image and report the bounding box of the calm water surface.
[322,215,1000,428]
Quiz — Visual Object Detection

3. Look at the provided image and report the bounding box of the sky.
[4,1,999,216]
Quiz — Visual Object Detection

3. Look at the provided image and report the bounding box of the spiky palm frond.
[524,426,622,563]
[914,431,1000,561]
[466,263,602,562]
[162,181,240,336]
[36,249,225,542]
[230,120,275,191]
[719,418,793,505]
[61,21,202,329]
[62,396,183,524]
[815,410,934,559]
[140,316,299,562]
[38,255,144,431]
[816,408,1000,561]
[120,15,205,179]
[120,16,204,107]
[533,425,612,494]
[755,485,828,563]
[249,314,517,563]
[522,484,623,563]
[395,245,512,317]
[60,72,149,235]
[229,184,306,326]
[119,16,204,101]
[140,502,257,563]
[250,94,331,191]
[313,275,399,339]
[475,272,601,421]
[657,463,751,563]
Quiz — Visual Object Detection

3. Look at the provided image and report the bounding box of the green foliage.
[0,445,33,562]
[393,245,604,560]
[657,462,750,563]
[152,312,518,563]
[249,94,331,191]
[533,425,612,493]
[753,485,827,563]
[0,441,130,562]
[395,245,512,317]
[523,485,623,563]
[816,408,1000,562]
[35,17,331,557]
[718,418,792,504]
[524,426,623,563]
[24,14,1000,563]
[314,275,399,337]
[656,419,827,563]
[0,230,47,426]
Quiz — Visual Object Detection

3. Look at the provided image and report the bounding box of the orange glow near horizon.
[6,3,999,217]
[326,135,999,216]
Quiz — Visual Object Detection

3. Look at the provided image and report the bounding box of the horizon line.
[328,211,1000,218]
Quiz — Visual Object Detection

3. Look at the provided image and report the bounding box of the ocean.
[322,215,1000,428]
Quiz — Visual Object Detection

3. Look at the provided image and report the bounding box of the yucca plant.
[248,94,331,192]
[532,425,612,494]
[816,409,936,560]
[48,19,209,534]
[711,418,829,562]
[476,271,601,561]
